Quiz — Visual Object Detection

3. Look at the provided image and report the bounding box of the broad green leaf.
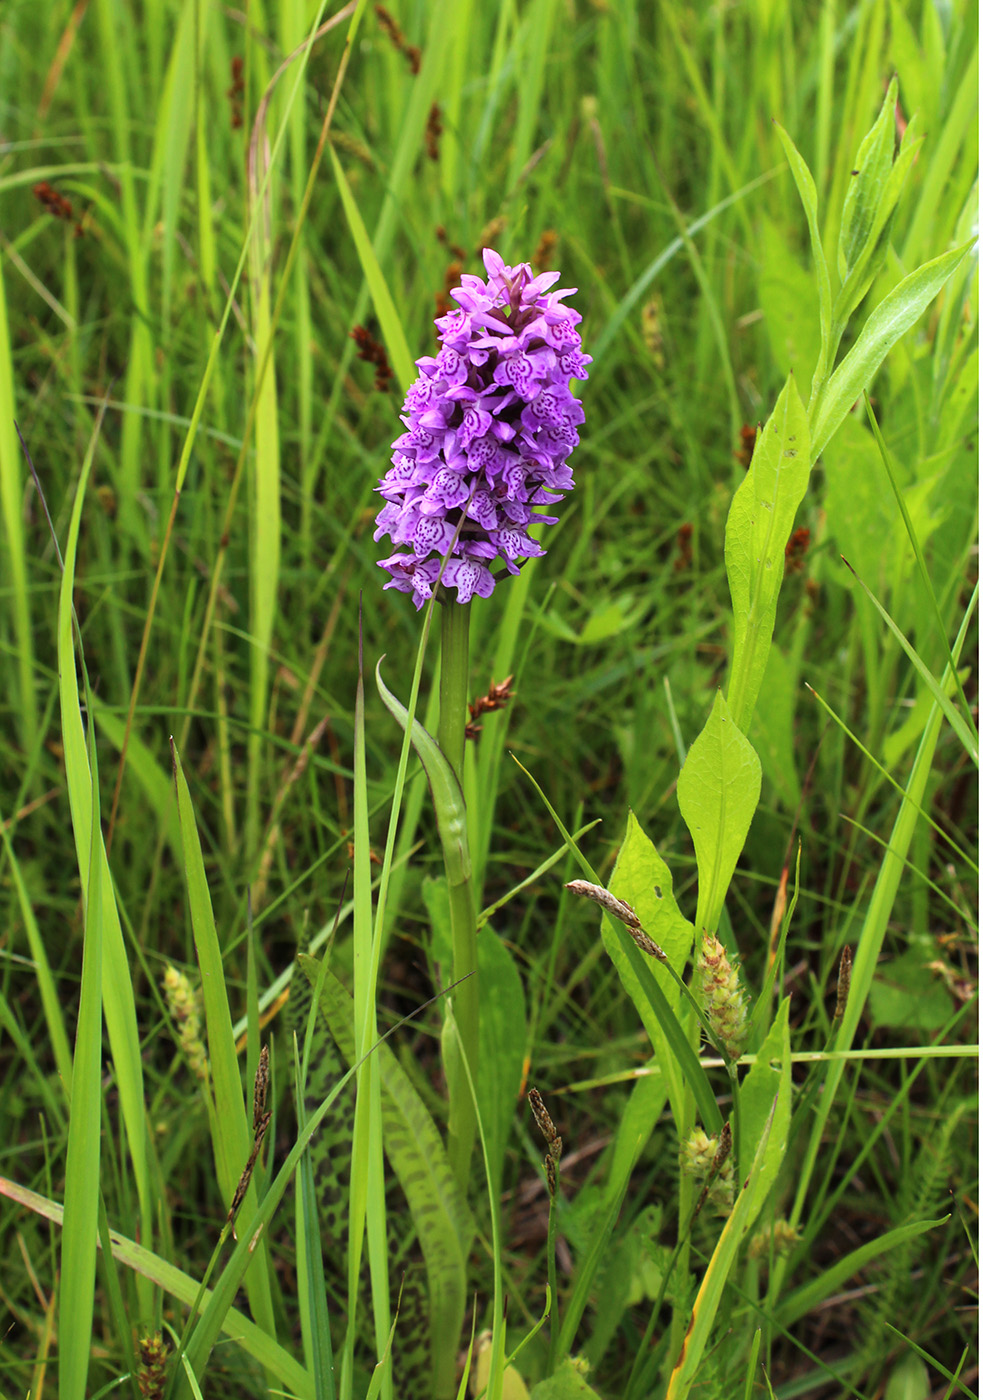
[833,113,923,329]
[725,374,811,733]
[666,1098,781,1400]
[0,1173,314,1398]
[748,647,801,811]
[776,1217,949,1328]
[885,1353,931,1400]
[377,660,471,888]
[811,241,975,461]
[608,813,695,1124]
[837,77,898,283]
[678,692,762,935]
[737,997,791,1218]
[299,956,472,1393]
[529,1359,603,1398]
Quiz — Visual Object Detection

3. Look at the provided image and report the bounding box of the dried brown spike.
[713,1120,732,1172]
[468,674,516,725]
[253,1043,269,1132]
[565,879,641,931]
[545,1154,557,1197]
[528,1086,557,1145]
[835,944,853,1020]
[227,1110,272,1234]
[630,927,667,961]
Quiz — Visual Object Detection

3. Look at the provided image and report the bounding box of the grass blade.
[170,740,277,1339]
[841,562,979,766]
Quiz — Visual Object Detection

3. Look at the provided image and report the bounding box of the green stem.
[546,1187,559,1372]
[438,596,478,1190]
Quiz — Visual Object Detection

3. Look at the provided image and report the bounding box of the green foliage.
[724,373,811,733]
[0,2,975,1398]
[678,691,762,932]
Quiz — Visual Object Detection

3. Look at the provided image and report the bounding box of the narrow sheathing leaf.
[609,813,695,1128]
[299,957,472,1399]
[810,241,975,461]
[837,76,898,282]
[677,691,762,936]
[738,997,791,1207]
[833,115,923,329]
[171,742,277,1339]
[725,373,810,734]
[777,1216,950,1329]
[666,1098,782,1400]
[245,127,282,861]
[59,665,104,1400]
[56,410,153,1318]
[376,660,472,887]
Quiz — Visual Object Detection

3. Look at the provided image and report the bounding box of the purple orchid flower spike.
[375,248,590,607]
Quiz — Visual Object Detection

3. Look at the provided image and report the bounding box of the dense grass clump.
[0,3,976,1399]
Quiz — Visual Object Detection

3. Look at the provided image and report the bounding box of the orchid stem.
[438,595,478,1191]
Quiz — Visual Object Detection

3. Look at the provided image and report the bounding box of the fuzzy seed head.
[749,1218,801,1260]
[137,1332,168,1399]
[680,1128,719,1177]
[698,932,748,1060]
[163,965,208,1082]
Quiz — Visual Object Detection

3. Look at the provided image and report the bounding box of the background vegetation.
[0,0,977,1397]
